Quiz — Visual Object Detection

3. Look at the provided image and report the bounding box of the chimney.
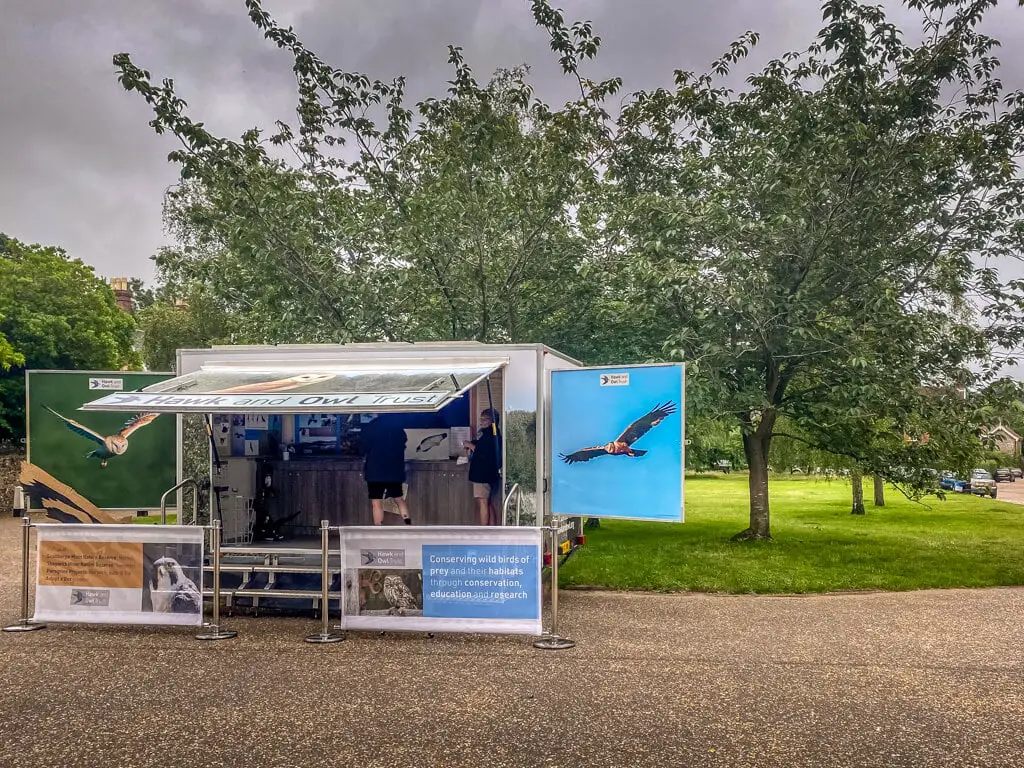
[109,277,133,313]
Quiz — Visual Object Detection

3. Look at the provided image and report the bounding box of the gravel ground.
[1,511,1022,768]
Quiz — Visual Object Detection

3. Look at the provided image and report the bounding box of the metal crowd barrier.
[3,516,237,641]
[4,516,574,649]
[533,523,575,650]
[305,521,344,644]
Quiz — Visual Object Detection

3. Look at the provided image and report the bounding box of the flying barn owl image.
[43,406,159,468]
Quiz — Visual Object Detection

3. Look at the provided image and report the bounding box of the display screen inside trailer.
[550,364,685,522]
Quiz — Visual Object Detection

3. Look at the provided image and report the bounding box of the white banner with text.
[33,524,204,626]
[340,526,543,635]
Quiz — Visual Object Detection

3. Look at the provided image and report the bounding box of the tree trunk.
[851,469,866,515]
[873,475,885,507]
[735,428,772,540]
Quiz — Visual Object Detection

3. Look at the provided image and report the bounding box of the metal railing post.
[502,484,521,526]
[160,478,198,525]
[534,523,575,650]
[4,516,45,632]
[306,520,344,643]
[197,520,237,641]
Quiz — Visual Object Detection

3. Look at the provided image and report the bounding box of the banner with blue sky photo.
[551,364,684,522]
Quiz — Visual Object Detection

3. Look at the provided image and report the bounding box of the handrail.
[502,483,523,526]
[160,478,199,525]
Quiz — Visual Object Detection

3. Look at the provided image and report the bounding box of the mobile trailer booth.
[10,343,682,640]
[78,343,585,611]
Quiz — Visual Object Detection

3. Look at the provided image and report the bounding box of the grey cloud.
[1,0,1022,282]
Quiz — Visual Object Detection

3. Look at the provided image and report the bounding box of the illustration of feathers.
[18,462,118,524]
[415,433,448,453]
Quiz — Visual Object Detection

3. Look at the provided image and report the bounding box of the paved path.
[1,512,1022,768]
[993,478,1024,505]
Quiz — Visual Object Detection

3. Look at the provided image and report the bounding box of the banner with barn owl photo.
[32,524,204,626]
[340,526,543,635]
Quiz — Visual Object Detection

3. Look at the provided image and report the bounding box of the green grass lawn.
[132,513,178,524]
[559,474,1024,594]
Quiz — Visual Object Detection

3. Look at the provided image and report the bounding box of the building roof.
[988,424,1022,442]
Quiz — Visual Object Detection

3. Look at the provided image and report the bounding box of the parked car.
[1012,468,1023,479]
[938,472,959,492]
[994,468,1014,483]
[963,469,997,498]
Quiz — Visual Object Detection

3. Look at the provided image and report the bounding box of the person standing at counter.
[361,414,413,525]
[466,408,502,526]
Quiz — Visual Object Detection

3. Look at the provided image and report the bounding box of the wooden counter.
[267,458,478,535]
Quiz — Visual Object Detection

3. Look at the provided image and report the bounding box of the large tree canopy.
[113,0,627,350]
[0,234,140,439]
[114,0,1024,539]
[601,0,1024,537]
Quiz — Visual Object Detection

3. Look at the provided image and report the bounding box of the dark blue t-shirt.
[468,427,502,485]
[362,417,407,483]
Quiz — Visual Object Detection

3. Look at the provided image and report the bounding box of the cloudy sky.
[2,0,1023,283]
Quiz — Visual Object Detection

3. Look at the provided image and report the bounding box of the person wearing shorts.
[466,408,502,526]
[361,414,412,525]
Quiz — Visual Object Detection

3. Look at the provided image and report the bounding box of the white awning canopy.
[80,357,507,414]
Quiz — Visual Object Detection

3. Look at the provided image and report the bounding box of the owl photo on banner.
[383,575,420,616]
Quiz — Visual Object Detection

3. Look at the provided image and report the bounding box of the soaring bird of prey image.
[43,406,160,468]
[415,432,448,453]
[149,557,202,614]
[383,575,420,616]
[559,402,678,465]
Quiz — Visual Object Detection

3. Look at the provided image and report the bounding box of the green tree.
[606,0,1024,538]
[0,235,140,439]
[112,1,619,350]
[0,321,23,373]
[135,280,236,371]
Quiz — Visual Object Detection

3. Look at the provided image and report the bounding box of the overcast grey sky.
[1,0,1022,283]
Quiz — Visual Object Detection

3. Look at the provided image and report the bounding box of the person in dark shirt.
[466,408,502,525]
[361,414,412,525]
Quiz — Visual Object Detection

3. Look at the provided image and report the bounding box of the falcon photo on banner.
[550,364,685,522]
[32,524,204,626]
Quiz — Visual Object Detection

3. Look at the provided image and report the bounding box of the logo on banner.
[88,377,123,391]
[70,589,110,606]
[599,373,629,387]
[361,549,406,567]
[89,391,447,410]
